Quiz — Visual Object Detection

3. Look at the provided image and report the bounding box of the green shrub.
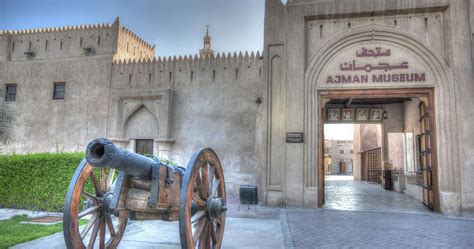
[0,152,84,212]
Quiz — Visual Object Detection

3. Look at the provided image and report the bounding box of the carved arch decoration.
[304,25,459,212]
[121,102,159,138]
[115,94,170,139]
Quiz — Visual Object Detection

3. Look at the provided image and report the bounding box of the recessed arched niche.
[124,105,159,139]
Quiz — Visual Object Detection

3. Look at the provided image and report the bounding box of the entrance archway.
[318,88,438,212]
[304,26,458,214]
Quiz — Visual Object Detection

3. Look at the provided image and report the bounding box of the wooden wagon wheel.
[64,159,128,249]
[179,148,227,249]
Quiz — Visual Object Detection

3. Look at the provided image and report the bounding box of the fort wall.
[110,52,263,195]
[5,23,117,61]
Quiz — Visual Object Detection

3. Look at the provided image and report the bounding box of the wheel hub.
[102,192,114,215]
[206,197,227,219]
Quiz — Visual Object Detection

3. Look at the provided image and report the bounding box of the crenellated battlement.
[118,26,154,51]
[113,51,261,64]
[0,17,155,62]
[4,23,111,35]
[1,19,118,61]
[111,51,263,90]
[114,17,155,62]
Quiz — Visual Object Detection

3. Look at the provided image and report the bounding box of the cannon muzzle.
[86,138,157,179]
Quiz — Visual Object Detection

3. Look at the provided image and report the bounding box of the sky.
[324,124,354,141]
[0,0,265,57]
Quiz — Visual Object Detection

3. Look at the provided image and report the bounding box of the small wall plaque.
[286,132,304,143]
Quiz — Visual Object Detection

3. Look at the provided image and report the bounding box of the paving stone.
[285,209,474,248]
[324,175,430,214]
[13,217,284,249]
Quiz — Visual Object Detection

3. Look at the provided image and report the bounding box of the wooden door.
[339,162,347,174]
[361,148,382,182]
[418,102,434,210]
[136,139,154,156]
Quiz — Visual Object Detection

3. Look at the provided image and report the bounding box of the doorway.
[135,139,154,155]
[318,88,439,212]
[339,162,347,174]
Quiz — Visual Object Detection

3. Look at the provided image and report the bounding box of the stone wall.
[385,103,405,170]
[109,53,264,196]
[0,55,113,153]
[5,23,117,61]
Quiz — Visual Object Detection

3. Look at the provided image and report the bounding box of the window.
[136,139,154,155]
[53,82,65,99]
[339,150,344,154]
[5,84,17,102]
[350,150,354,154]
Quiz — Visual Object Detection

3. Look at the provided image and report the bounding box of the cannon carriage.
[63,138,227,249]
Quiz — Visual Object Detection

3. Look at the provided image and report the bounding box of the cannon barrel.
[85,138,158,179]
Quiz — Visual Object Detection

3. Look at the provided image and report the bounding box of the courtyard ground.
[10,176,474,248]
[324,175,430,213]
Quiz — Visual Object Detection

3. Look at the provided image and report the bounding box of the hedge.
[0,152,85,212]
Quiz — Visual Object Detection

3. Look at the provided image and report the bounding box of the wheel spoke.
[193,219,208,246]
[208,164,215,191]
[81,191,101,203]
[87,219,101,249]
[106,168,115,192]
[106,216,116,237]
[81,213,99,239]
[210,221,217,244]
[191,210,206,223]
[200,163,210,198]
[211,179,220,197]
[78,206,100,219]
[198,222,211,249]
[215,217,222,226]
[100,168,107,193]
[89,171,101,196]
[193,192,206,207]
[99,217,106,249]
[195,171,207,200]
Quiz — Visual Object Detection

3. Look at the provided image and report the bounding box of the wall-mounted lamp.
[256,97,263,105]
[383,111,388,119]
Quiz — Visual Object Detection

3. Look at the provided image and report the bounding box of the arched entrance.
[304,26,457,214]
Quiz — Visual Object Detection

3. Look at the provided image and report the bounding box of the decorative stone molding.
[108,88,174,141]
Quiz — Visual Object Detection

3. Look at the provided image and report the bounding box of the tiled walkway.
[324,175,430,214]
[285,209,474,248]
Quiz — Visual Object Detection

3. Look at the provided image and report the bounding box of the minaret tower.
[199,25,215,58]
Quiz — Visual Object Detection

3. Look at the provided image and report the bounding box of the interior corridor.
[324,175,430,214]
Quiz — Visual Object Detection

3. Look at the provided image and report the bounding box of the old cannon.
[63,138,227,248]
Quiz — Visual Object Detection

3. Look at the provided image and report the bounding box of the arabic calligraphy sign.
[320,44,428,85]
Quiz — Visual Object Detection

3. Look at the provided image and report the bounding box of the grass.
[0,215,86,249]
